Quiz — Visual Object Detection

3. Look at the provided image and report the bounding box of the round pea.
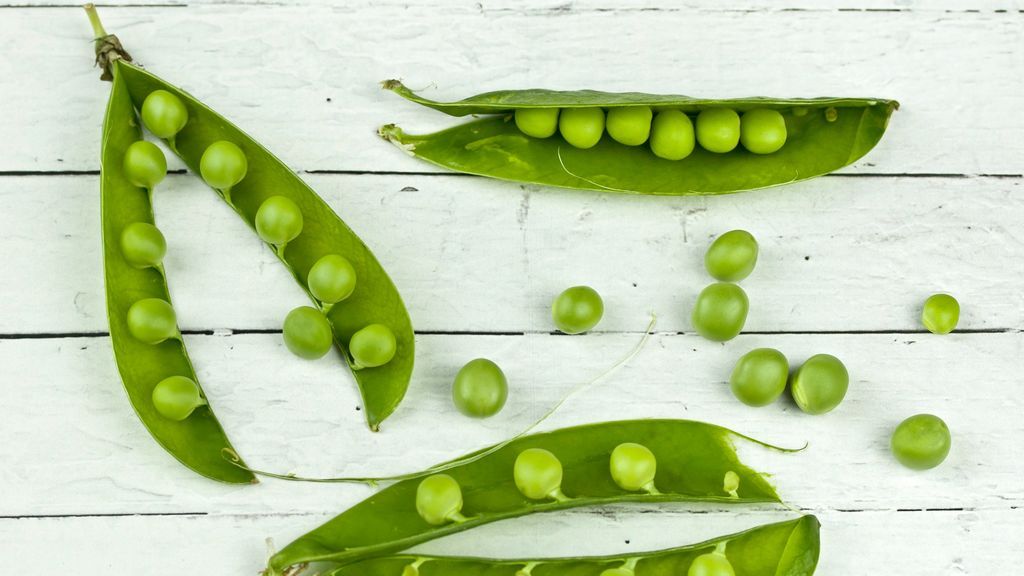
[349,323,397,368]
[600,569,634,576]
[120,222,166,268]
[558,107,605,149]
[307,254,357,304]
[282,306,334,360]
[740,109,787,154]
[126,298,177,344]
[514,448,563,500]
[151,375,205,421]
[921,293,959,335]
[691,283,749,342]
[891,414,951,470]
[551,285,604,335]
[122,140,167,190]
[609,442,657,492]
[705,229,758,282]
[255,196,303,246]
[199,140,247,190]
[790,354,849,415]
[606,106,653,146]
[415,473,464,526]
[729,348,788,407]
[649,110,695,161]
[452,358,508,418]
[696,108,740,153]
[140,89,188,139]
[688,552,735,576]
[514,108,560,139]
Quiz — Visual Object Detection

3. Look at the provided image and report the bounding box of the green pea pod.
[325,516,820,576]
[379,80,898,195]
[268,419,795,574]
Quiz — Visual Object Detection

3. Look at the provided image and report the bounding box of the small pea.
[120,222,166,268]
[122,140,167,191]
[200,140,248,191]
[705,229,759,282]
[452,358,508,418]
[891,414,951,470]
[688,550,735,576]
[696,108,740,153]
[415,473,466,525]
[723,471,740,498]
[126,298,178,344]
[255,196,304,247]
[649,110,695,161]
[740,109,787,154]
[140,89,188,139]
[606,106,653,146]
[921,293,959,335]
[600,569,634,576]
[515,108,560,139]
[558,107,605,149]
[551,285,604,334]
[349,323,397,368]
[282,306,334,360]
[307,254,357,304]
[825,107,839,122]
[691,283,749,342]
[609,442,658,493]
[151,375,206,421]
[790,354,849,415]
[514,448,564,501]
[729,348,788,407]
[792,107,809,117]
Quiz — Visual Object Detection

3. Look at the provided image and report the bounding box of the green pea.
[415,473,466,525]
[688,550,735,576]
[122,140,167,191]
[515,108,560,139]
[126,298,177,344]
[921,293,959,335]
[729,348,788,407]
[200,140,248,191]
[349,323,397,368]
[705,229,758,282]
[790,354,849,415]
[282,306,334,360]
[740,109,787,154]
[691,283,748,342]
[551,285,604,334]
[891,414,951,470]
[120,222,166,268]
[307,254,357,304]
[600,569,634,576]
[140,89,188,139]
[514,448,564,500]
[696,108,740,153]
[606,106,653,146]
[255,196,304,247]
[452,358,508,418]
[558,107,605,149]
[649,110,695,161]
[151,375,205,421]
[609,442,658,493]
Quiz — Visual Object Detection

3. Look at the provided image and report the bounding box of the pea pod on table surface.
[379,80,898,195]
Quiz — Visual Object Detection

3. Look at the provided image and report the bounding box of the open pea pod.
[268,419,792,574]
[380,80,898,195]
[326,516,820,576]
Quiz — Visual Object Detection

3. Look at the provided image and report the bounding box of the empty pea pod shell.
[379,80,898,195]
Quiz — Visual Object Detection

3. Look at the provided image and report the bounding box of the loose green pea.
[140,89,188,139]
[120,222,166,268]
[282,306,334,360]
[600,569,634,576]
[705,229,758,282]
[691,283,749,342]
[921,293,959,335]
[349,323,397,368]
[255,196,304,247]
[126,298,177,344]
[307,254,357,304]
[551,285,604,334]
[688,551,735,576]
[200,140,248,191]
[891,414,951,470]
[558,108,605,149]
[609,442,658,493]
[151,375,205,421]
[452,358,508,418]
[790,354,849,415]
[606,106,653,146]
[415,474,465,525]
[649,110,695,161]
[740,109,787,154]
[696,108,740,153]
[514,448,564,500]
[122,140,167,190]
[729,348,788,407]
[515,108,560,139]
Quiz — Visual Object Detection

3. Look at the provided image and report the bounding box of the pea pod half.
[380,80,898,195]
[268,419,794,573]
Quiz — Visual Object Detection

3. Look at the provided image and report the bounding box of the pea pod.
[379,80,898,195]
[268,419,796,574]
